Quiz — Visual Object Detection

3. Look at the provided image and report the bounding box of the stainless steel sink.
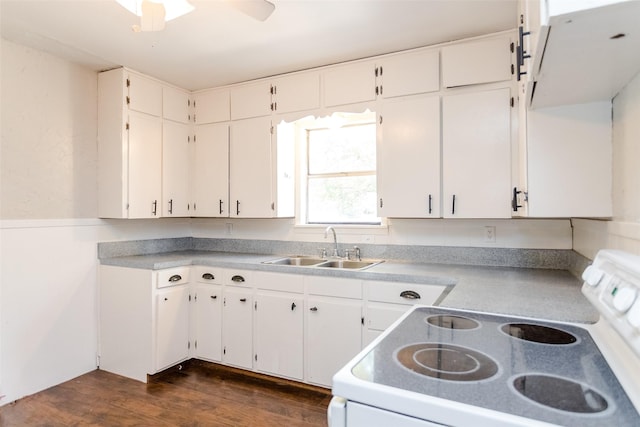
[316,259,383,270]
[262,256,383,270]
[262,256,326,266]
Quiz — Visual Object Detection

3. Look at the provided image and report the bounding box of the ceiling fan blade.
[140,0,166,31]
[228,0,275,22]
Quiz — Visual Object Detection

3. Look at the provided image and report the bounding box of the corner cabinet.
[98,68,163,219]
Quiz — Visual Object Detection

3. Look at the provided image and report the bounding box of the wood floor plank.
[0,361,331,426]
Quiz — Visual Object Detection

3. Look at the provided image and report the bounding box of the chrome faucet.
[324,226,339,257]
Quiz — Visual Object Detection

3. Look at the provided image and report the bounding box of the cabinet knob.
[291,302,297,311]
[210,295,218,300]
[310,306,318,312]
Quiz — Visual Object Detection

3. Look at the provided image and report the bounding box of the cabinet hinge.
[255,354,258,362]
[511,64,515,75]
[188,341,191,349]
[510,42,515,53]
[194,293,198,301]
[193,100,196,108]
[223,297,226,306]
[270,126,274,134]
[188,114,191,121]
[195,340,198,349]
[223,346,226,355]
[125,122,130,130]
[194,135,197,142]
[379,85,383,96]
[96,354,100,367]
[271,202,275,211]
[126,95,130,105]
[361,316,364,326]
[194,202,197,210]
[189,294,192,302]
[188,203,190,211]
[254,301,257,310]
[188,99,191,107]
[374,67,378,77]
[510,97,515,108]
[379,198,383,208]
[126,78,130,87]
[188,135,191,143]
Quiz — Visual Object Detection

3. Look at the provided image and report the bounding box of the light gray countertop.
[99,250,598,324]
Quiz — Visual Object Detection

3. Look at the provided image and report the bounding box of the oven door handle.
[400,290,421,300]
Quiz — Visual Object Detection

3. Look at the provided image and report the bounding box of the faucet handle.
[318,247,328,259]
[344,248,352,260]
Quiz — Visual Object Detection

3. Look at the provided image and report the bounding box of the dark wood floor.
[0,360,332,426]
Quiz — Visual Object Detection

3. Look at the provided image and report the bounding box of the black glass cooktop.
[351,306,639,427]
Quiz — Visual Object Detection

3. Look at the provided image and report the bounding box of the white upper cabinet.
[163,86,191,123]
[271,72,320,115]
[377,49,440,98]
[522,101,612,218]
[162,120,190,217]
[194,88,230,124]
[192,123,230,217]
[377,94,441,218]
[127,72,163,116]
[442,35,513,88]
[230,81,272,120]
[229,117,273,218]
[442,88,512,218]
[323,61,377,107]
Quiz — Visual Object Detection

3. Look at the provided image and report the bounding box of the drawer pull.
[240,298,247,302]
[231,275,245,283]
[400,290,421,300]
[309,306,318,312]
[291,302,297,311]
[169,274,182,282]
[202,273,215,280]
[210,295,218,300]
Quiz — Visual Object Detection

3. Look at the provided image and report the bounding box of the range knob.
[613,287,637,313]
[582,266,604,287]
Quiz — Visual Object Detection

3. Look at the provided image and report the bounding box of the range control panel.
[582,250,640,357]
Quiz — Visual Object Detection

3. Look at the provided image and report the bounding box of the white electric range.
[329,249,640,426]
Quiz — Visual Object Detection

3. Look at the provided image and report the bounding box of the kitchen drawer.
[192,266,223,284]
[254,271,303,294]
[306,276,362,299]
[222,269,253,287]
[156,267,190,288]
[367,281,445,306]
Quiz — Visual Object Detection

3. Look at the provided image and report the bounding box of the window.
[298,111,379,225]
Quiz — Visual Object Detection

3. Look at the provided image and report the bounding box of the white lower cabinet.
[99,265,191,383]
[222,286,254,369]
[254,272,304,380]
[192,267,223,362]
[255,290,304,380]
[305,277,363,388]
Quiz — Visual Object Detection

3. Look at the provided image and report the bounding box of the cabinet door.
[156,285,190,371]
[194,88,230,124]
[272,72,320,114]
[230,81,272,120]
[128,111,162,218]
[163,86,191,123]
[306,296,362,387]
[255,291,304,380]
[193,284,223,362]
[442,36,512,88]
[222,287,253,369]
[192,123,229,217]
[377,95,441,218]
[442,88,512,218]
[379,50,440,98]
[229,117,273,218]
[128,72,162,117]
[162,121,190,217]
[324,61,376,107]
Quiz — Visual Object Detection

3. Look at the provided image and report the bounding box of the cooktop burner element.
[502,323,578,345]
[396,343,498,381]
[426,314,480,330]
[513,374,608,414]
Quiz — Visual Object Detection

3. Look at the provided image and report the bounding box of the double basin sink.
[263,256,383,271]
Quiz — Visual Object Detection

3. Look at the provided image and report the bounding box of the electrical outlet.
[484,226,496,242]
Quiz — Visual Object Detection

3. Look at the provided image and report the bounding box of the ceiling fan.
[116,0,276,32]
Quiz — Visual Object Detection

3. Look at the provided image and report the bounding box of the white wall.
[573,70,640,259]
[0,39,192,405]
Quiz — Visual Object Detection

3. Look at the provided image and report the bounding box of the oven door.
[330,396,444,427]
